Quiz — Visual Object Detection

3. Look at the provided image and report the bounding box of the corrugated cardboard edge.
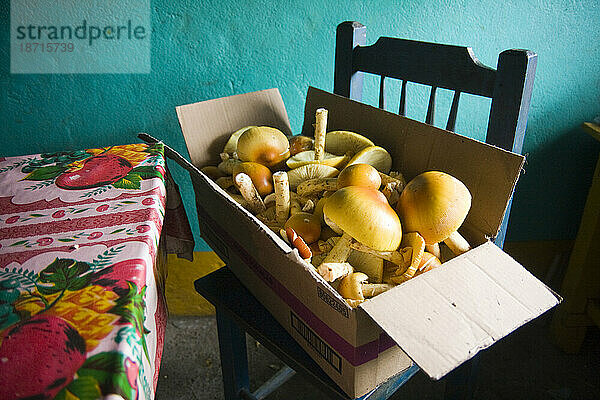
[360,241,561,380]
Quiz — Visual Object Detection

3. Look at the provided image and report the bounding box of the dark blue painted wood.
[334,21,366,101]
[216,306,250,400]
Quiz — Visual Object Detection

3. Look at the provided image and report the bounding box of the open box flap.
[359,241,560,380]
[302,87,526,242]
[176,88,292,167]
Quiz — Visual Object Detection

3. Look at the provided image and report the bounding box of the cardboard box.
[174,87,560,398]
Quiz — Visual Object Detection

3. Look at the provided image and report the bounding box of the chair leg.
[443,355,479,400]
[216,308,250,400]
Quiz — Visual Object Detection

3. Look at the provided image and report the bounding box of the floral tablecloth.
[0,143,194,400]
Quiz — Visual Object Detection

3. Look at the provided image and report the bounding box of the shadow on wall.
[509,123,600,242]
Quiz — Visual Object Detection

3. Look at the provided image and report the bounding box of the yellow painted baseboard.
[165,251,225,316]
[167,240,573,316]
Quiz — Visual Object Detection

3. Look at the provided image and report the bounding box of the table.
[551,122,600,353]
[0,143,194,400]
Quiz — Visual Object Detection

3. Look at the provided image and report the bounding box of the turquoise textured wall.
[1,0,599,251]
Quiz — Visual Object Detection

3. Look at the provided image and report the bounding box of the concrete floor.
[155,312,600,400]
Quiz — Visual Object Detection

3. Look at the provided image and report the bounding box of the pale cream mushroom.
[272,171,290,224]
[236,126,290,168]
[338,272,396,308]
[324,130,374,156]
[286,110,350,169]
[348,231,427,283]
[223,126,256,156]
[396,171,472,256]
[234,173,266,214]
[317,262,353,282]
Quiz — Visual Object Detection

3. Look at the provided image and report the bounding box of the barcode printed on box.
[291,311,342,373]
[317,286,349,318]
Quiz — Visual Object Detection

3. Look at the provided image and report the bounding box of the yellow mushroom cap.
[237,126,290,168]
[337,163,382,190]
[338,272,369,300]
[232,162,273,197]
[396,171,471,245]
[284,212,321,244]
[323,186,402,252]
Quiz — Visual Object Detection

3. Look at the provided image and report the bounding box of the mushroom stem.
[426,243,441,259]
[314,108,328,161]
[361,283,396,298]
[302,199,315,213]
[381,182,402,206]
[317,262,353,282]
[321,232,353,265]
[348,240,409,268]
[379,171,406,188]
[273,171,290,224]
[296,177,338,197]
[444,230,471,255]
[235,173,266,214]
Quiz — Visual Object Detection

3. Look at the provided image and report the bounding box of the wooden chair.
[194,21,537,400]
[334,20,537,248]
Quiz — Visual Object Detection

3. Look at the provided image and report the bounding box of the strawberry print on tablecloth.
[0,143,183,400]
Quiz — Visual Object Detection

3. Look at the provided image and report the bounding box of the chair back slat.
[446,91,461,132]
[425,86,437,125]
[398,80,407,116]
[379,75,387,110]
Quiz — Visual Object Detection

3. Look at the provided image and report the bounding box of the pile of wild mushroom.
[201,108,472,307]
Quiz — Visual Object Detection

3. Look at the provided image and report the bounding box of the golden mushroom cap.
[337,163,382,190]
[232,162,273,197]
[236,126,290,168]
[396,171,471,245]
[338,272,369,301]
[323,186,402,252]
[284,212,321,244]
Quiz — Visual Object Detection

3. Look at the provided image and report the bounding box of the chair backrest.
[333,21,537,247]
[334,21,537,155]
